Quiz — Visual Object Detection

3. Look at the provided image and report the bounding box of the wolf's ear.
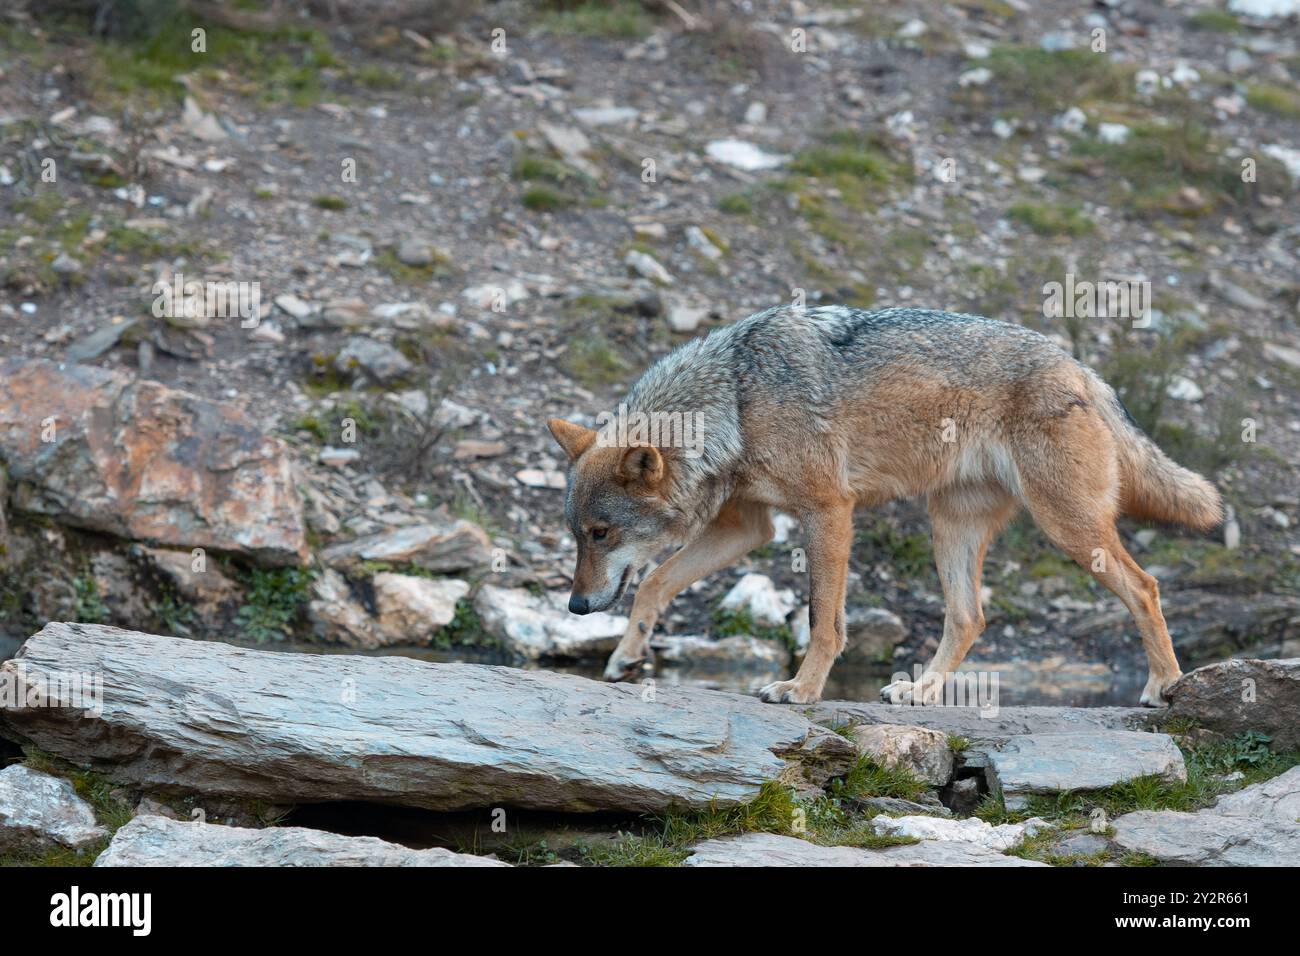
[619,444,665,489]
[547,418,597,461]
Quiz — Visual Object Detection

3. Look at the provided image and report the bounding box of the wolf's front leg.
[603,499,775,681]
[759,502,853,704]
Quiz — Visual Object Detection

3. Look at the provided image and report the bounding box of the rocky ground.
[0,624,1297,866]
[1,4,1299,719]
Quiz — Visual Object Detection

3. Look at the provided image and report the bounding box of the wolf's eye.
[590,527,608,541]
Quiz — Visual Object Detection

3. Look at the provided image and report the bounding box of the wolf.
[547,306,1222,706]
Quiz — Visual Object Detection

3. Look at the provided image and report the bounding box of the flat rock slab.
[682,832,1047,867]
[1167,659,1300,751]
[1112,766,1300,866]
[803,701,1154,768]
[0,623,853,814]
[986,732,1186,810]
[0,358,307,565]
[95,815,508,867]
[0,764,107,853]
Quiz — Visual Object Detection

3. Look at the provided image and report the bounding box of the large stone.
[0,359,307,565]
[334,336,413,385]
[804,701,1155,769]
[474,585,627,662]
[95,815,508,867]
[650,634,790,670]
[372,573,468,645]
[135,546,239,612]
[848,723,954,786]
[1167,659,1300,750]
[720,573,796,627]
[986,732,1186,810]
[321,518,491,574]
[1112,766,1300,866]
[870,813,1050,852]
[0,623,855,814]
[306,568,379,648]
[682,831,1047,867]
[0,764,107,854]
[843,607,907,665]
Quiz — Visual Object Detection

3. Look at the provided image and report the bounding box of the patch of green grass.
[432,600,499,651]
[513,150,595,211]
[1246,81,1300,118]
[856,519,933,580]
[149,592,196,636]
[561,333,631,388]
[984,46,1130,113]
[90,16,339,107]
[717,191,755,215]
[1066,120,1258,216]
[521,186,575,211]
[1189,9,1244,32]
[312,194,349,211]
[711,607,794,651]
[235,566,317,643]
[72,575,108,624]
[833,754,929,803]
[790,130,904,184]
[1007,201,1096,237]
[535,0,653,39]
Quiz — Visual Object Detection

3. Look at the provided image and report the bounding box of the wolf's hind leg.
[603,499,774,680]
[881,484,1015,706]
[1019,432,1182,706]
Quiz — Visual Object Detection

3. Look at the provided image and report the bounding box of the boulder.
[870,813,1050,852]
[372,573,468,644]
[720,573,796,627]
[334,336,413,385]
[1112,766,1300,866]
[649,633,789,670]
[1166,659,1300,750]
[0,623,855,814]
[793,606,906,662]
[843,607,907,664]
[474,585,627,662]
[986,732,1186,810]
[682,831,1046,867]
[803,701,1155,769]
[321,518,491,574]
[134,546,239,612]
[95,815,508,867]
[0,765,107,854]
[848,723,954,787]
[306,568,380,648]
[0,358,307,565]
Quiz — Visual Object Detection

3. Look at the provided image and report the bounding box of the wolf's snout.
[568,595,591,615]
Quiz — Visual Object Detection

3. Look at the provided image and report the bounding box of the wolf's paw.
[1139,672,1180,707]
[879,677,943,706]
[602,646,654,682]
[757,679,820,705]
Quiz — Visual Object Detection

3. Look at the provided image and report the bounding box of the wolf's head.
[547,418,680,614]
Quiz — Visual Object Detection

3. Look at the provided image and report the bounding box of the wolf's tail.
[1086,372,1224,530]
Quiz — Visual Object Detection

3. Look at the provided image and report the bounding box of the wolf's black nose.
[569,595,590,614]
